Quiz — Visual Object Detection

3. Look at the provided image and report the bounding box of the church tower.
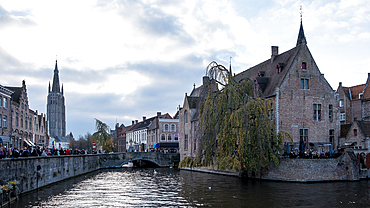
[47,60,66,138]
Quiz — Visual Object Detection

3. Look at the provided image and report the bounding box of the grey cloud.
[0,5,36,28]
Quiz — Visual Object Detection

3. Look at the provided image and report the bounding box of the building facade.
[147,112,179,151]
[5,80,35,149]
[47,60,66,138]
[33,110,48,148]
[0,84,14,148]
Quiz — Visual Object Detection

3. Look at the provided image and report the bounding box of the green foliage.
[179,157,195,168]
[91,119,112,152]
[197,76,286,172]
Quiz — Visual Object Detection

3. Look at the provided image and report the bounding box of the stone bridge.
[99,152,180,168]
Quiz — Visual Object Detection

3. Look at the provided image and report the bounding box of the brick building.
[234,20,339,152]
[33,110,48,148]
[5,80,35,149]
[0,84,14,148]
[115,123,131,152]
[179,20,340,160]
[147,112,179,151]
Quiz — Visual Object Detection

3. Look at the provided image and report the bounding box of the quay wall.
[0,155,100,194]
[0,152,180,195]
[181,151,362,182]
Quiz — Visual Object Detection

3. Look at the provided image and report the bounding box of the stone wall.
[255,151,359,182]
[0,155,100,194]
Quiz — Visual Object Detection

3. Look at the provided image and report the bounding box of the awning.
[153,143,159,148]
[159,143,179,149]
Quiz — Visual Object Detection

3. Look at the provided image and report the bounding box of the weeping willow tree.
[196,75,291,172]
[91,118,113,152]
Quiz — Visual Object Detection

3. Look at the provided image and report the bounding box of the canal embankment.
[180,150,368,182]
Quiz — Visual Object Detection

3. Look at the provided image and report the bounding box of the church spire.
[51,59,61,93]
[296,6,307,46]
[229,56,232,75]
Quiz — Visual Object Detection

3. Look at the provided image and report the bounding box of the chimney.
[135,120,138,124]
[132,120,135,125]
[203,76,210,86]
[143,116,146,121]
[271,46,278,62]
[157,112,161,117]
[339,82,342,87]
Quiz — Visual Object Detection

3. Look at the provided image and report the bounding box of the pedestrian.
[65,148,70,155]
[30,149,38,156]
[12,148,20,158]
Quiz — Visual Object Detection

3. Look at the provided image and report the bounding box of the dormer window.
[302,62,307,70]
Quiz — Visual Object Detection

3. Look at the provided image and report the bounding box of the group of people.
[284,148,342,159]
[0,146,90,159]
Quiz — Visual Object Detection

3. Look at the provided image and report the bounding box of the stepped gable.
[234,46,301,97]
[5,86,22,102]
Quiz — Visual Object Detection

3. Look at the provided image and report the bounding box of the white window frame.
[340,113,346,121]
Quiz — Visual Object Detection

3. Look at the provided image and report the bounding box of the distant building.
[0,84,14,148]
[33,110,48,148]
[147,112,179,151]
[115,123,131,152]
[47,60,66,138]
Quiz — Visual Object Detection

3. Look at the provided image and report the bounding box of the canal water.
[11,168,370,207]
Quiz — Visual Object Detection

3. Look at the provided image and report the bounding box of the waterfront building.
[147,112,179,151]
[5,80,35,149]
[0,84,14,148]
[179,77,217,160]
[126,117,155,151]
[33,110,48,148]
[179,20,340,160]
[339,120,370,153]
[336,73,370,124]
[47,60,66,139]
[234,20,340,152]
[115,123,131,152]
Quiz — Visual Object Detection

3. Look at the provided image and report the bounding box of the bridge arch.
[121,158,162,168]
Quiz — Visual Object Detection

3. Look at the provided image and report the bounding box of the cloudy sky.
[0,0,369,137]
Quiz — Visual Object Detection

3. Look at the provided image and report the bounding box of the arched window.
[174,134,179,141]
[167,134,172,141]
[161,134,166,141]
[171,124,176,132]
[164,124,169,131]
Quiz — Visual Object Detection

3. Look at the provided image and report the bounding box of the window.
[329,129,334,143]
[185,110,188,123]
[3,116,7,128]
[174,134,179,141]
[164,124,169,131]
[313,104,321,121]
[301,78,309,89]
[29,120,32,130]
[3,97,7,108]
[0,114,2,127]
[16,112,19,127]
[302,62,307,70]
[269,103,274,120]
[354,129,358,136]
[300,129,308,144]
[329,104,333,122]
[25,117,28,129]
[184,134,188,150]
[340,113,346,121]
[21,115,23,128]
[0,96,2,107]
[171,124,176,132]
[161,134,166,141]
[194,139,197,151]
[339,100,343,107]
[168,134,172,141]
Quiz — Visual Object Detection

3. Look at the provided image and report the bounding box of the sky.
[0,0,369,138]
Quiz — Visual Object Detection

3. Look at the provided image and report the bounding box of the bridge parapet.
[99,152,180,168]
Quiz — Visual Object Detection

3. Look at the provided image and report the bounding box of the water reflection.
[11,168,370,207]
